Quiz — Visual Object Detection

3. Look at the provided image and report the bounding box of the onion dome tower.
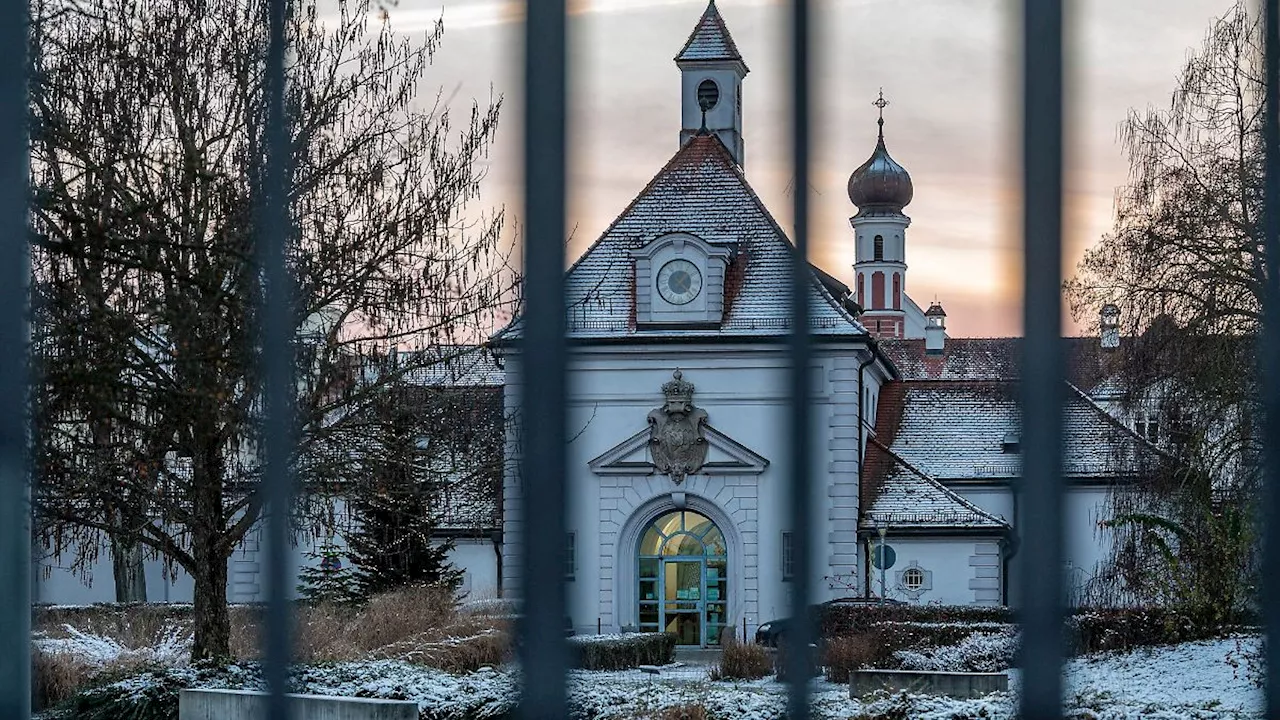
[849,90,913,338]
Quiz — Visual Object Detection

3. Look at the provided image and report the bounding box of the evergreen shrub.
[569,632,677,671]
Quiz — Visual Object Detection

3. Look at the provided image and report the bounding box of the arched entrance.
[637,510,728,646]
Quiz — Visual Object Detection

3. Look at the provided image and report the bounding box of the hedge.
[814,604,1252,666]
[818,604,1014,639]
[568,632,677,671]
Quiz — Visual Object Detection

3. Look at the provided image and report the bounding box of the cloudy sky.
[379,0,1231,337]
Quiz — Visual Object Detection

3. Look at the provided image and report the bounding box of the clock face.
[657,259,703,306]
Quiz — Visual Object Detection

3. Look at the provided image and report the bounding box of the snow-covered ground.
[1055,636,1263,718]
[40,634,1264,719]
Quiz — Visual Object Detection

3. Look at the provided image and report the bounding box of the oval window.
[697,79,720,112]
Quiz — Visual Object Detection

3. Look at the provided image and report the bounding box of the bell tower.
[848,91,913,338]
[676,0,748,165]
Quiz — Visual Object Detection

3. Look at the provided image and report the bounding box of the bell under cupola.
[676,0,748,166]
[850,90,913,339]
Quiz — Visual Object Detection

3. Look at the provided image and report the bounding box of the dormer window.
[1136,412,1160,444]
[1002,431,1020,454]
[630,232,735,327]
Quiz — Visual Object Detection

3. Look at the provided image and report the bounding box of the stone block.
[850,670,1008,700]
[828,367,858,381]
[974,588,1001,603]
[179,689,418,720]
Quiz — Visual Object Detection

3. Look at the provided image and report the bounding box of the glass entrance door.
[637,510,728,646]
[664,559,702,645]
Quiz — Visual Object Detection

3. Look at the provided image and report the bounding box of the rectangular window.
[781,531,794,581]
[566,532,576,581]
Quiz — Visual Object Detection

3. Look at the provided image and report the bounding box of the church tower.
[676,0,748,166]
[848,91,913,339]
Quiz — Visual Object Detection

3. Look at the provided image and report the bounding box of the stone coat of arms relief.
[647,369,709,484]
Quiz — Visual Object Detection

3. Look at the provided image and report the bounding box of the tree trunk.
[111,533,148,603]
[191,527,230,661]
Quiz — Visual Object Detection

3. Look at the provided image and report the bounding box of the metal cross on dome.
[873,88,889,123]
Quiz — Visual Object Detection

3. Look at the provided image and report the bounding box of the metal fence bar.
[0,0,30,716]
[1261,0,1280,716]
[518,0,569,716]
[260,0,295,716]
[785,0,814,715]
[1018,0,1065,718]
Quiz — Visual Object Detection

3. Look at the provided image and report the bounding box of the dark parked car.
[754,597,906,648]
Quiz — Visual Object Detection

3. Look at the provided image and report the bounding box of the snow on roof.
[674,0,746,66]
[880,337,1121,393]
[871,380,1156,482]
[496,134,864,341]
[862,439,1009,531]
[401,345,504,387]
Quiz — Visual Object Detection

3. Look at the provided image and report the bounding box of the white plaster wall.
[503,341,875,641]
[450,538,500,600]
[34,526,311,605]
[37,513,500,605]
[953,483,1116,607]
[36,548,196,605]
[1063,487,1115,601]
[870,537,1003,606]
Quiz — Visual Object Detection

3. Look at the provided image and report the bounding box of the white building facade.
[38,2,1157,630]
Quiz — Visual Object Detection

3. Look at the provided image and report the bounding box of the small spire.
[873,88,889,140]
[699,107,708,134]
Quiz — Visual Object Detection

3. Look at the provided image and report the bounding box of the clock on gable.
[657,259,703,305]
[630,233,735,326]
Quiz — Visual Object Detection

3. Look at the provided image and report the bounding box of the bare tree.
[29,0,514,660]
[1065,0,1262,619]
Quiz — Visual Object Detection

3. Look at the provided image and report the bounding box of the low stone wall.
[850,669,1008,699]
[179,688,419,720]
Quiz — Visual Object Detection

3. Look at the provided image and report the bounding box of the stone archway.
[610,485,753,645]
[636,509,727,645]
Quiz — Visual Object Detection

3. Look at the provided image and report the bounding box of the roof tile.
[675,0,745,66]
[498,134,864,340]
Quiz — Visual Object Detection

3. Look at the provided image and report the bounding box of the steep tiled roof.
[402,345,504,387]
[869,380,1156,482]
[675,0,745,66]
[880,337,1122,394]
[862,439,1009,531]
[497,134,864,340]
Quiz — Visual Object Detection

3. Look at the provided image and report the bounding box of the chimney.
[1100,304,1120,350]
[924,301,947,355]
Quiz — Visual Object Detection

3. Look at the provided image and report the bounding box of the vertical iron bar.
[261,0,294,717]
[1019,0,1064,718]
[786,0,813,715]
[1261,0,1280,715]
[519,0,568,715]
[0,0,29,716]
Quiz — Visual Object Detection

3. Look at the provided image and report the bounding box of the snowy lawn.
[41,635,1264,719]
